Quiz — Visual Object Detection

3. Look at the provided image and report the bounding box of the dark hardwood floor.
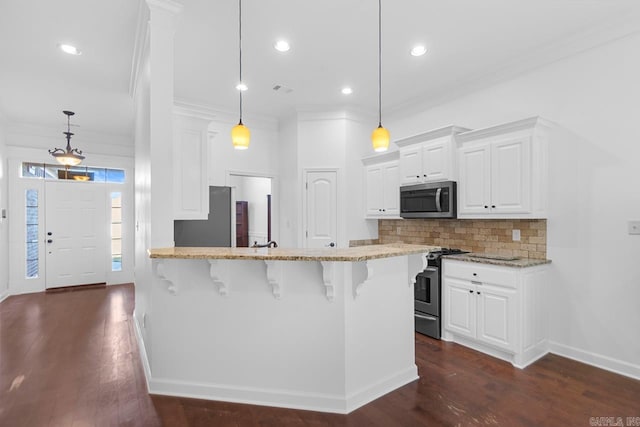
[1,283,638,426]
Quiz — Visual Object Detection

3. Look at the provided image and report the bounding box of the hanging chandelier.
[49,110,85,166]
[371,0,390,152]
[231,0,250,150]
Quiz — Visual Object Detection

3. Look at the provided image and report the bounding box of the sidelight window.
[25,189,39,278]
[111,192,122,271]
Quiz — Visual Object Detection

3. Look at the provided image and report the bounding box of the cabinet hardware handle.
[484,205,488,208]
[477,291,481,295]
[416,175,420,178]
[469,290,473,293]
[423,174,427,177]
[414,313,437,321]
[472,273,477,276]
[491,205,496,208]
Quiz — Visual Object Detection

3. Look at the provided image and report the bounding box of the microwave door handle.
[435,188,442,212]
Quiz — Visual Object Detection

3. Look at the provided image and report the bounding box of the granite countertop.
[443,253,551,268]
[148,243,439,262]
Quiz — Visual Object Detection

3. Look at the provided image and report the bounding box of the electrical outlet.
[512,229,521,241]
[629,221,640,235]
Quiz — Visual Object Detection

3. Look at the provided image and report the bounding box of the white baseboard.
[145,366,417,415]
[548,341,640,381]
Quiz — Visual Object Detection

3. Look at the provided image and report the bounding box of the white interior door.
[305,170,337,248]
[45,181,107,288]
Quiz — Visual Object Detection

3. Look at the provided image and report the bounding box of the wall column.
[146,0,183,247]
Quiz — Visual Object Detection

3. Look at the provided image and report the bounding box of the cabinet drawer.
[443,260,517,288]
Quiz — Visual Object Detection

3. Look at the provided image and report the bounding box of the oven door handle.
[423,267,438,273]
[414,313,437,321]
[435,188,442,212]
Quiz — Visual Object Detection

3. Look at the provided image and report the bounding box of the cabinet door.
[173,115,211,220]
[476,284,516,351]
[399,146,422,184]
[491,137,531,214]
[444,278,476,339]
[422,138,450,182]
[382,162,400,216]
[458,144,491,215]
[365,165,384,217]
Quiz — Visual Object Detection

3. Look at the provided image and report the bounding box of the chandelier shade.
[49,110,85,166]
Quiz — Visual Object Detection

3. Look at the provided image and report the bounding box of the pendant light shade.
[232,0,250,150]
[231,120,250,150]
[372,0,389,152]
[49,110,85,166]
[372,125,390,152]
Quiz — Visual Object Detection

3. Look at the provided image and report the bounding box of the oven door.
[414,266,439,316]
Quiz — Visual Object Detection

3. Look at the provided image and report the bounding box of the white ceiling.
[1,0,639,138]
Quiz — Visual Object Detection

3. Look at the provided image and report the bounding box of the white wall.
[0,114,8,302]
[278,114,299,248]
[386,32,640,378]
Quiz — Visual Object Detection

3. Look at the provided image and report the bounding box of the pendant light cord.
[238,0,243,124]
[378,0,382,127]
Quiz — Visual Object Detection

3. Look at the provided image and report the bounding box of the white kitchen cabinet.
[457,117,549,219]
[442,258,548,368]
[173,106,214,220]
[362,152,400,219]
[396,126,470,185]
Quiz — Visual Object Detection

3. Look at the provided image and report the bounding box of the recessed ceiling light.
[341,87,353,95]
[410,45,427,57]
[236,82,248,91]
[59,44,82,56]
[274,40,290,52]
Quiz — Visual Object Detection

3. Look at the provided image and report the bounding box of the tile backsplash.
[376,218,547,259]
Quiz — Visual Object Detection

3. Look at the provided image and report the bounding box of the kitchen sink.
[466,253,520,261]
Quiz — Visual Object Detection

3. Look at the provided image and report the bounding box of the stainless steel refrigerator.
[174,186,231,247]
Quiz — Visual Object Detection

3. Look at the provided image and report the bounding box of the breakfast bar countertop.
[148,243,440,262]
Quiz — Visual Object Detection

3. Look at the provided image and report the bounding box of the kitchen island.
[137,243,436,414]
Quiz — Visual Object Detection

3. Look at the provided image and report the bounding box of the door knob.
[327,242,335,248]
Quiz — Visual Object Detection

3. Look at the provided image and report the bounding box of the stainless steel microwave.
[400,181,457,219]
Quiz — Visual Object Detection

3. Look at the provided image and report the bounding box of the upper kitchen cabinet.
[362,151,400,219]
[173,106,215,220]
[395,125,471,185]
[457,117,551,219]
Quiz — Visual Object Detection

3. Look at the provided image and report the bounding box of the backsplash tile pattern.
[377,219,547,259]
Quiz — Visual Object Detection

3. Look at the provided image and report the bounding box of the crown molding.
[7,122,132,146]
[456,116,555,142]
[394,125,472,148]
[361,150,400,166]
[173,98,278,131]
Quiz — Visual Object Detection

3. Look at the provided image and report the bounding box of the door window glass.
[25,189,39,278]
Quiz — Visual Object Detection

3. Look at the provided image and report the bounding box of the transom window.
[21,162,125,183]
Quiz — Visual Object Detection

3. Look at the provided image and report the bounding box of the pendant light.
[371,0,390,152]
[231,0,250,150]
[49,110,85,166]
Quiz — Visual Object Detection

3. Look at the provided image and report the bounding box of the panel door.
[458,144,491,215]
[305,170,337,248]
[443,278,476,339]
[422,138,450,182]
[491,136,531,214]
[399,146,422,184]
[45,181,107,288]
[381,161,400,216]
[365,165,383,217]
[476,284,516,351]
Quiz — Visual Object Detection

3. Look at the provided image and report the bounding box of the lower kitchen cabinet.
[442,259,549,368]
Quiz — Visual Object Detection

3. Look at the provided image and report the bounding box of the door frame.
[302,168,338,249]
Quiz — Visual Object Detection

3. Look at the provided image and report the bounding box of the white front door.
[305,170,337,248]
[45,181,107,288]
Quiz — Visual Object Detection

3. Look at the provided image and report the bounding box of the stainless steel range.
[414,248,468,339]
